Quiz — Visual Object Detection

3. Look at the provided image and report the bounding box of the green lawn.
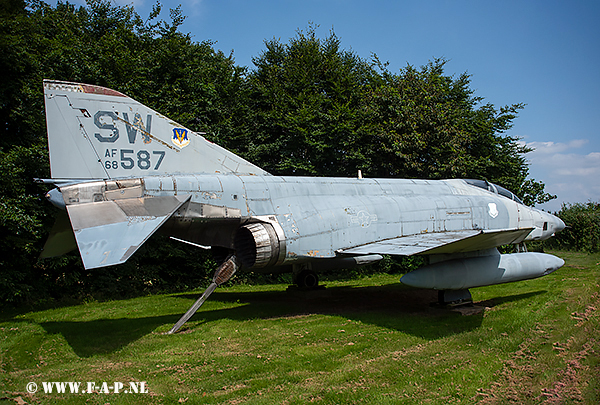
[1,251,598,404]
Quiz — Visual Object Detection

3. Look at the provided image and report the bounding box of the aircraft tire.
[295,270,319,289]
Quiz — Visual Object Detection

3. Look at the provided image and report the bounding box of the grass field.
[1,251,599,404]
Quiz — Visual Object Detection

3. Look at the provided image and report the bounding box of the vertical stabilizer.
[44,80,268,179]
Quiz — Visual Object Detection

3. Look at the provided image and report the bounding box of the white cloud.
[521,139,588,155]
[524,139,600,211]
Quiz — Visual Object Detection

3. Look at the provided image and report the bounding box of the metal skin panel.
[40,210,77,258]
[67,195,190,269]
[133,174,559,258]
[44,80,268,180]
[232,176,518,260]
[51,171,563,271]
[141,174,561,262]
[342,228,534,256]
[41,80,567,294]
[67,201,128,230]
[74,215,168,269]
[400,251,565,290]
[341,230,482,256]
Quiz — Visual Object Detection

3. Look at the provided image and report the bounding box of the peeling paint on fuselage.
[147,175,555,264]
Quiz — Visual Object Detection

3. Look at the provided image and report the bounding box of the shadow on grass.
[40,314,180,357]
[189,283,485,340]
[477,290,547,308]
[35,284,546,357]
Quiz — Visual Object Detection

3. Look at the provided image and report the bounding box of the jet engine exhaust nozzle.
[235,223,281,269]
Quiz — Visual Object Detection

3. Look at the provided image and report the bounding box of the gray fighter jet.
[40,80,565,332]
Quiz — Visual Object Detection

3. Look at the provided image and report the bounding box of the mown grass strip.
[1,251,598,404]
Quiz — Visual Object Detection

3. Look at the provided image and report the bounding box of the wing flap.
[67,195,190,269]
[341,228,533,256]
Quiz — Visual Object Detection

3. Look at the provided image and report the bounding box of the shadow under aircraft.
[39,80,565,335]
[38,284,546,357]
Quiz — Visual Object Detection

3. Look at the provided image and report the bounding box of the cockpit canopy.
[464,179,524,205]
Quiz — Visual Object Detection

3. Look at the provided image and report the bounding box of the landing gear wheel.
[438,289,472,306]
[294,270,319,289]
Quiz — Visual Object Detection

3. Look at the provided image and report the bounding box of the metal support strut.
[438,289,473,306]
[516,242,528,253]
[167,254,239,334]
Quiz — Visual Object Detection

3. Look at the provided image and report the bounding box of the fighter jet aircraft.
[40,80,565,333]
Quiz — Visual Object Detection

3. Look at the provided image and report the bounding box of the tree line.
[1,0,561,305]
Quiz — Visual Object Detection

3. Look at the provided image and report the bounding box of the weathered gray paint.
[52,172,563,269]
[400,251,565,289]
[41,80,566,292]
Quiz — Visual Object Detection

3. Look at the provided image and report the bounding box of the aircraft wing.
[67,195,190,269]
[340,228,533,256]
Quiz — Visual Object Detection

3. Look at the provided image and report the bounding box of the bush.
[546,202,600,253]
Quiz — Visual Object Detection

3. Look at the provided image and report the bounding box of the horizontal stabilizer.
[341,228,533,256]
[67,195,190,269]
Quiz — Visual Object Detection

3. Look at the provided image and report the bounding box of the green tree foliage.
[239,26,554,208]
[361,59,528,185]
[0,144,52,303]
[0,0,238,304]
[0,4,560,305]
[547,202,600,253]
[237,27,377,176]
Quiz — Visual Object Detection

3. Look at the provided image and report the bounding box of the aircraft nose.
[553,216,566,234]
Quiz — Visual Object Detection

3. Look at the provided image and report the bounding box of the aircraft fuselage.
[52,174,563,272]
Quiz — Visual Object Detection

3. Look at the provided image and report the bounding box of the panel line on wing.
[67,195,191,269]
[340,228,533,256]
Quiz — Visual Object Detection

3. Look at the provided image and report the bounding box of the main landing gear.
[293,269,319,288]
[438,289,473,306]
[291,264,321,289]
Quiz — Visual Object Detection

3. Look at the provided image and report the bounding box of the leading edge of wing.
[340,228,534,256]
[67,195,190,269]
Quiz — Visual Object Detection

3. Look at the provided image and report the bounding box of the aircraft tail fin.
[43,80,268,180]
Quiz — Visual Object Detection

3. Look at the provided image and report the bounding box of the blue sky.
[81,0,600,211]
